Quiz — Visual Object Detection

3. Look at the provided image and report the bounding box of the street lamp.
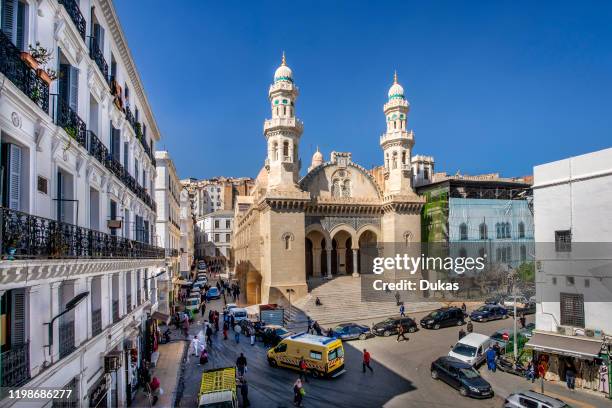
[44,291,89,351]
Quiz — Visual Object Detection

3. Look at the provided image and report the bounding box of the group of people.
[216,279,241,302]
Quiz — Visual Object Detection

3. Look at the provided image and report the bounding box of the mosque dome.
[388,71,405,100]
[274,52,293,83]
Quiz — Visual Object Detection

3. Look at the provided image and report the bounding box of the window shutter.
[69,66,79,112]
[8,143,22,211]
[11,288,26,345]
[123,142,128,168]
[1,0,17,44]
[59,64,70,105]
[111,127,120,160]
[16,0,25,50]
[57,171,65,221]
[94,23,104,50]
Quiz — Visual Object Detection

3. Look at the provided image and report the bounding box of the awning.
[151,311,170,324]
[526,332,603,360]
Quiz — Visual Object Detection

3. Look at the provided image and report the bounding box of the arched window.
[342,180,351,197]
[385,153,389,169]
[273,142,278,160]
[496,223,502,239]
[518,222,525,238]
[392,152,398,169]
[331,179,340,197]
[505,222,511,239]
[283,141,289,157]
[459,223,468,241]
[401,151,406,165]
[479,223,488,240]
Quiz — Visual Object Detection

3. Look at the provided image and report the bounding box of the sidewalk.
[481,368,611,408]
[132,340,187,408]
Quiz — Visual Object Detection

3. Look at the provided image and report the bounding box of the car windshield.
[459,367,480,379]
[452,343,477,357]
[234,311,246,317]
[428,311,441,318]
[476,306,489,312]
[187,299,198,306]
[382,318,396,324]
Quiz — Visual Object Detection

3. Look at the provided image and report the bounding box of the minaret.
[380,71,414,195]
[264,53,304,190]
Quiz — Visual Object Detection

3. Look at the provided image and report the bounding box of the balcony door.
[59,63,79,113]
[1,0,28,50]
[56,169,74,223]
[0,142,22,210]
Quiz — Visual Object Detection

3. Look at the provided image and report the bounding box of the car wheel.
[433,323,441,330]
[408,326,417,333]
[503,314,509,319]
[383,330,391,337]
[431,370,439,380]
[310,369,320,378]
[459,386,468,397]
[268,358,277,368]
[359,333,367,340]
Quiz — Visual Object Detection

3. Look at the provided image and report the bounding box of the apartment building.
[0,0,167,406]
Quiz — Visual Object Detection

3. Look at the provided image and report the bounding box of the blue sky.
[115,1,612,180]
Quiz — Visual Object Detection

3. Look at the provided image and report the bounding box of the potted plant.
[3,230,23,260]
[27,43,59,85]
[20,51,39,70]
[65,126,77,140]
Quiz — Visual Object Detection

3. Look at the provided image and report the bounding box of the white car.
[230,308,248,324]
[448,333,493,366]
[504,391,569,408]
[503,296,528,308]
[185,297,201,314]
[224,303,238,313]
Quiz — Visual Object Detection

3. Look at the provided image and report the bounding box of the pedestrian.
[235,325,241,343]
[461,303,467,313]
[214,312,220,333]
[466,319,473,333]
[362,349,373,373]
[299,356,309,382]
[236,353,247,377]
[201,302,206,317]
[458,328,466,340]
[565,365,576,391]
[315,297,322,306]
[519,313,526,329]
[191,335,201,356]
[307,317,312,334]
[149,376,162,406]
[313,321,322,336]
[526,360,535,383]
[206,325,213,346]
[230,314,235,330]
[394,291,400,306]
[486,346,497,372]
[223,321,229,340]
[199,348,209,365]
[240,378,250,407]
[396,323,408,342]
[293,378,304,407]
[250,329,256,346]
[399,303,405,317]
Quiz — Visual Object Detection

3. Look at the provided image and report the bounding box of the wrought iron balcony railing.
[165,248,179,258]
[112,300,120,323]
[125,106,136,130]
[137,287,142,306]
[0,31,49,113]
[59,321,75,359]
[92,308,102,336]
[58,0,86,40]
[0,206,166,259]
[86,130,108,165]
[89,37,108,81]
[126,294,132,312]
[0,342,30,387]
[54,97,87,147]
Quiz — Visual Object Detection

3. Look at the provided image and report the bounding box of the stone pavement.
[132,340,187,408]
[481,367,611,408]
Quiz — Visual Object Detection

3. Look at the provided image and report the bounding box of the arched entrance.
[330,227,357,276]
[358,229,379,275]
[305,229,328,279]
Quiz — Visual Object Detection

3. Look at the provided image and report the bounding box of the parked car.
[261,325,294,347]
[224,303,238,313]
[420,307,465,330]
[484,294,506,305]
[448,333,493,366]
[470,304,508,322]
[504,391,569,408]
[185,297,201,315]
[332,323,373,341]
[503,296,528,308]
[230,308,248,325]
[206,287,221,300]
[372,316,418,336]
[508,302,536,316]
[430,356,494,398]
[490,328,514,348]
[520,322,535,338]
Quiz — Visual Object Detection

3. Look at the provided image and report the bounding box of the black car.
[261,325,294,347]
[332,323,373,341]
[420,307,465,330]
[484,294,505,305]
[470,304,508,322]
[372,316,418,337]
[431,356,494,398]
[507,302,536,316]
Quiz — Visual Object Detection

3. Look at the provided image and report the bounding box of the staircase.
[286,276,441,329]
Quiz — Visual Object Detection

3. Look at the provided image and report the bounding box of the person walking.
[526,360,536,383]
[250,328,256,346]
[458,328,466,340]
[149,376,162,406]
[399,304,405,317]
[307,317,312,334]
[240,378,250,407]
[234,325,241,343]
[461,303,467,313]
[201,301,206,317]
[396,323,408,342]
[519,313,526,329]
[191,335,201,356]
[293,378,304,407]
[394,291,400,306]
[236,353,247,377]
[299,356,309,382]
[466,319,473,333]
[223,321,229,340]
[362,349,373,373]
[206,325,213,347]
[565,365,576,391]
[486,346,497,372]
[313,321,322,336]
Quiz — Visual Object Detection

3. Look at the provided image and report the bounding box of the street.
[173,286,536,408]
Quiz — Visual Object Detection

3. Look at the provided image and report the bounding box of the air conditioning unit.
[556,326,571,336]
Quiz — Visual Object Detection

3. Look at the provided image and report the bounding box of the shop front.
[88,374,109,408]
[527,332,611,399]
[124,325,142,406]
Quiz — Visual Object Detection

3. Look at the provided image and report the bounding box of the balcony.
[125,106,136,129]
[0,206,165,259]
[92,308,102,336]
[165,248,179,258]
[1,342,30,387]
[58,0,86,40]
[137,286,142,306]
[54,97,87,147]
[0,31,49,113]
[86,130,108,165]
[58,321,75,359]
[89,37,108,81]
[112,300,120,323]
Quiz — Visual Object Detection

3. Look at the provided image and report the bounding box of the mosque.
[232,54,430,304]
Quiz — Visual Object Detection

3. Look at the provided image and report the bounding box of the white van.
[230,308,248,324]
[448,333,492,366]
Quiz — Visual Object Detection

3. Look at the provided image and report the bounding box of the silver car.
[504,391,570,408]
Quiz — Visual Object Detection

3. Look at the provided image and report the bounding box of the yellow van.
[267,332,346,378]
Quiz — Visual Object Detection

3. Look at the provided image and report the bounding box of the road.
[176,291,532,408]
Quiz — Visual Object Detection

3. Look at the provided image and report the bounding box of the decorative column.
[352,248,359,277]
[326,245,332,279]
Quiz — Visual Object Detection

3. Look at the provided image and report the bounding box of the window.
[1,143,23,210]
[560,293,584,327]
[214,220,220,228]
[555,230,572,252]
[518,397,539,408]
[584,279,590,288]
[518,222,525,238]
[225,233,230,242]
[225,220,230,229]
[214,234,219,242]
[274,343,287,353]
[520,245,527,262]
[566,276,575,286]
[310,351,322,360]
[459,223,468,241]
[479,223,487,240]
[1,0,28,50]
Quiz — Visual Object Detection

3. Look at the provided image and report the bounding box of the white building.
[183,176,253,218]
[179,188,195,279]
[529,147,612,396]
[155,151,181,314]
[0,0,166,406]
[195,210,233,262]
